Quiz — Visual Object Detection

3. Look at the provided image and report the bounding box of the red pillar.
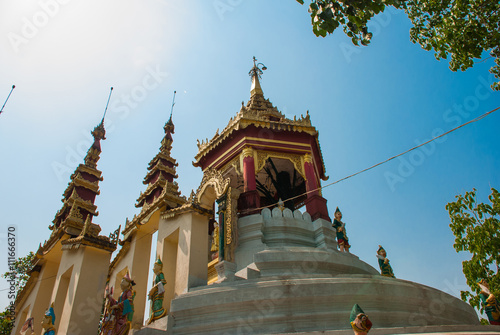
[243,155,256,192]
[304,154,331,221]
[238,148,260,216]
[304,160,319,197]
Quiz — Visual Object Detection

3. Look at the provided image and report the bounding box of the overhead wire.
[240,105,500,214]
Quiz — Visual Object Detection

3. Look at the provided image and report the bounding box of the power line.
[240,105,500,214]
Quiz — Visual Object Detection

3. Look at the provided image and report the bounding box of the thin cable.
[0,85,15,115]
[240,105,500,214]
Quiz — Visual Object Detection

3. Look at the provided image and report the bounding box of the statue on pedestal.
[147,258,167,324]
[376,245,395,278]
[478,279,500,325]
[350,304,372,335]
[332,207,350,252]
[41,303,56,335]
[101,272,136,335]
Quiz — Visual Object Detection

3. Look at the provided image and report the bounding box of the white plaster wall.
[12,260,58,335]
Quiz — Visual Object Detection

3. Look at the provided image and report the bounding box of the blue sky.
[0,0,499,316]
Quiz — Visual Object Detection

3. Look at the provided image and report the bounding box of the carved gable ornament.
[196,168,230,205]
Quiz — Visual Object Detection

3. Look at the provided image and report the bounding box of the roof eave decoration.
[60,215,118,252]
[193,109,316,165]
[193,57,328,179]
[124,184,187,239]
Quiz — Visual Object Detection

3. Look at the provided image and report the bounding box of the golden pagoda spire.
[249,56,266,97]
[50,89,112,234]
[135,91,185,210]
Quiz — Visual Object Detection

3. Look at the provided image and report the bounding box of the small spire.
[164,90,176,134]
[249,56,267,97]
[101,87,113,125]
[84,89,112,168]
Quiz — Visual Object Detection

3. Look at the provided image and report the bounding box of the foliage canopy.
[296,0,500,90]
[446,188,500,312]
[0,251,35,334]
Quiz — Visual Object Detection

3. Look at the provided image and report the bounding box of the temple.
[12,118,119,335]
[11,59,498,335]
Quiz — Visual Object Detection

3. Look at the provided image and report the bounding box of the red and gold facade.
[135,115,185,212]
[50,121,107,238]
[193,62,330,221]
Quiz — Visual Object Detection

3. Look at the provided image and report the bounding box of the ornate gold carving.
[304,153,313,164]
[219,155,241,177]
[241,147,255,159]
[256,150,306,179]
[194,98,318,166]
[79,215,91,236]
[109,225,121,246]
[68,205,83,220]
[225,188,233,246]
[223,187,240,262]
[196,168,230,204]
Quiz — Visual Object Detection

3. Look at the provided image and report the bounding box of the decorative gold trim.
[304,153,313,164]
[225,187,233,245]
[207,258,219,285]
[220,155,241,176]
[194,104,315,161]
[223,187,240,262]
[204,136,312,171]
[241,147,255,158]
[196,168,230,205]
[255,150,306,179]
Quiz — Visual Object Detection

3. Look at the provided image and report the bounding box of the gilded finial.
[249,56,267,97]
[277,198,285,211]
[164,90,176,134]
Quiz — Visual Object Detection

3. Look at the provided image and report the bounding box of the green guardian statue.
[376,245,395,278]
[332,207,350,252]
[147,258,167,324]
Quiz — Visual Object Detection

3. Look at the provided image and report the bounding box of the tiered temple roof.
[135,115,185,211]
[32,117,117,264]
[121,112,187,238]
[193,59,328,181]
[50,121,106,238]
